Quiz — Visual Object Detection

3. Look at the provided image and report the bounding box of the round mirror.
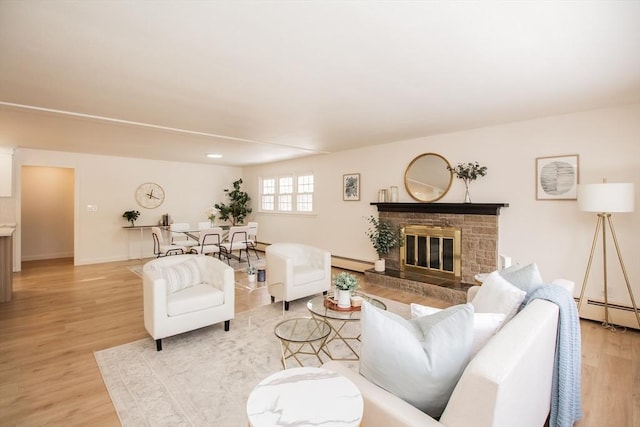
[404,153,453,202]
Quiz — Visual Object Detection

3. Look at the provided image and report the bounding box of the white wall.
[243,104,640,305]
[7,149,241,268]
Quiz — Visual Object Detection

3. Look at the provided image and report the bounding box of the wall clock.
[135,182,165,209]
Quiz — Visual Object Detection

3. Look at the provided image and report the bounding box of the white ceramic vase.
[374,259,385,272]
[337,290,351,308]
[248,274,256,283]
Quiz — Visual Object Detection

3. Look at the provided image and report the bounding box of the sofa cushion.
[293,265,325,286]
[167,283,225,316]
[499,262,544,294]
[471,271,526,323]
[410,303,505,356]
[160,257,202,293]
[360,301,474,418]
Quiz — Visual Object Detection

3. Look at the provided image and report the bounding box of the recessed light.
[206,153,223,158]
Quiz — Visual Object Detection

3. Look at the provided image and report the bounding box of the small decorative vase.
[333,288,340,300]
[337,290,351,308]
[248,274,256,283]
[129,220,135,227]
[390,186,399,202]
[210,219,215,227]
[374,259,385,272]
[463,182,472,203]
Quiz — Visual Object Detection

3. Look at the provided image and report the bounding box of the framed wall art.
[536,154,579,200]
[343,173,360,201]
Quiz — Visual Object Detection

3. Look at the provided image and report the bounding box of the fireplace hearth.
[365,202,508,299]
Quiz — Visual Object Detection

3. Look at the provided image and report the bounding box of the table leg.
[314,317,360,361]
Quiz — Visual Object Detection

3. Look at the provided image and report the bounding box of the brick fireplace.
[364,202,508,303]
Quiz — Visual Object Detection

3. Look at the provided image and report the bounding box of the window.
[260,178,275,211]
[297,174,314,212]
[260,173,314,213]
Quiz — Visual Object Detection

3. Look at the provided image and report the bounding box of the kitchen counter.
[1,226,15,302]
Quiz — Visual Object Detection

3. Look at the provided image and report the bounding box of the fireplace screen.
[401,225,461,278]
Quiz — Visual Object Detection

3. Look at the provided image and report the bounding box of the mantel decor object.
[447,161,488,203]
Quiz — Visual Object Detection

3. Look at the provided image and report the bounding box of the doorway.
[21,166,74,262]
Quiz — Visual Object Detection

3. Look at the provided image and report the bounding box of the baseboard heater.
[331,255,372,273]
[578,298,639,330]
[256,243,372,273]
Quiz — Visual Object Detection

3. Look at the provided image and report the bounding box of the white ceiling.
[1,1,639,166]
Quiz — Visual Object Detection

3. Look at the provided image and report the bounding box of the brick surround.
[366,203,508,298]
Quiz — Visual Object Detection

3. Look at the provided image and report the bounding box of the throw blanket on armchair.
[522,284,582,427]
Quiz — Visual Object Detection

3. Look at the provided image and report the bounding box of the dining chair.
[191,227,224,258]
[151,227,186,257]
[219,225,250,266]
[245,221,260,259]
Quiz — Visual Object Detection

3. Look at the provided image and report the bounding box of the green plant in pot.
[246,265,257,282]
[332,272,359,308]
[366,215,399,272]
[214,178,252,225]
[122,210,140,227]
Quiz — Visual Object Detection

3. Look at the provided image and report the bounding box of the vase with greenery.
[205,206,216,227]
[122,210,140,226]
[214,179,252,225]
[332,272,359,308]
[365,215,399,272]
[447,161,488,203]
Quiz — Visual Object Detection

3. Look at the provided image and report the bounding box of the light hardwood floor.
[0,257,638,426]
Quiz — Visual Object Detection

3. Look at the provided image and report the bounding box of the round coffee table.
[274,317,331,368]
[307,293,386,360]
[246,367,363,427]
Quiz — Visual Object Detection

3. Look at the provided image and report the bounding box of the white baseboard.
[22,251,74,261]
[579,298,640,330]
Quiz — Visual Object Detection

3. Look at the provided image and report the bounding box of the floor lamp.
[577,181,639,330]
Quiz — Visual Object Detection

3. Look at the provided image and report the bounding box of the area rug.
[95,296,408,426]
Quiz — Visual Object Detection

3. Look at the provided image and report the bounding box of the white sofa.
[143,254,235,351]
[324,279,575,427]
[265,243,331,310]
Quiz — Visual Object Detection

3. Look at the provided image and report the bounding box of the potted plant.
[366,215,399,272]
[122,210,140,227]
[214,179,252,225]
[246,265,257,283]
[332,272,359,308]
[447,161,488,203]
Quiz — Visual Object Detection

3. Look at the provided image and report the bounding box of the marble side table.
[246,367,363,427]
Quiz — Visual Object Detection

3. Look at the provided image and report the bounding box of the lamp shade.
[578,183,635,213]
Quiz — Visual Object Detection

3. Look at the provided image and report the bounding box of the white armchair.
[143,254,235,351]
[266,243,331,310]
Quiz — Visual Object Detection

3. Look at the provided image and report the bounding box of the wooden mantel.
[371,202,509,216]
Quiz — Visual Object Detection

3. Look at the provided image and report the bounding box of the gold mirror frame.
[404,153,453,202]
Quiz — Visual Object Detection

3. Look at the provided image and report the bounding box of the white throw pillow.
[410,303,505,356]
[359,301,474,418]
[161,257,202,293]
[471,271,526,323]
[499,262,544,294]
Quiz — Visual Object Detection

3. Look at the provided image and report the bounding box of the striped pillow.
[161,258,202,293]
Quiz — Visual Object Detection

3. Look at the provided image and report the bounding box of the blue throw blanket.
[522,285,582,427]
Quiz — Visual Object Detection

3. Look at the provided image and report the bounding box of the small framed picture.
[536,155,579,200]
[343,173,360,201]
